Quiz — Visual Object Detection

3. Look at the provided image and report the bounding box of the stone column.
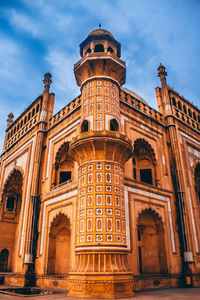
[68,133,134,298]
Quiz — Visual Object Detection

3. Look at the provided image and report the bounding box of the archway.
[47,214,71,275]
[0,249,9,271]
[0,169,23,271]
[137,208,167,274]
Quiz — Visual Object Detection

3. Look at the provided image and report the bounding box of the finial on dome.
[43,72,52,93]
[99,23,101,28]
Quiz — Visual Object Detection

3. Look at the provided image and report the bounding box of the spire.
[157,63,167,87]
[43,72,52,93]
[99,23,101,28]
[7,112,14,128]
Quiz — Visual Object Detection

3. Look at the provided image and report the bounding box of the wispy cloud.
[45,48,80,111]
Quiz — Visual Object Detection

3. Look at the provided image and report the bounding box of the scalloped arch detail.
[55,142,70,166]
[133,138,156,163]
[48,207,73,232]
[136,207,164,225]
[3,167,24,194]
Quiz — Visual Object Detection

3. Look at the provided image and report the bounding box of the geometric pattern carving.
[81,79,120,131]
[76,160,126,247]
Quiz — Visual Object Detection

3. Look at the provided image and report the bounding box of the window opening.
[94,44,104,52]
[183,105,187,114]
[59,171,71,184]
[107,47,114,53]
[110,119,119,131]
[178,101,182,111]
[81,120,89,132]
[6,196,15,211]
[172,97,176,107]
[140,169,153,185]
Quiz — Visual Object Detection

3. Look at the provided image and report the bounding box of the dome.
[88,29,114,38]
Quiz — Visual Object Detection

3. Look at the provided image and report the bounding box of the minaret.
[155,63,172,116]
[68,29,134,298]
[156,65,194,285]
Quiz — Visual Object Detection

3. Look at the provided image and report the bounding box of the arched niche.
[132,138,157,186]
[137,208,168,274]
[47,213,71,275]
[94,44,104,53]
[81,119,89,132]
[0,249,9,272]
[1,169,23,271]
[52,142,74,187]
[110,118,119,131]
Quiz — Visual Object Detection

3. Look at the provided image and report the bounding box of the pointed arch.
[52,142,74,187]
[2,168,23,210]
[137,207,163,225]
[0,168,23,272]
[132,139,157,185]
[137,208,167,274]
[3,167,24,194]
[55,142,69,166]
[47,213,71,275]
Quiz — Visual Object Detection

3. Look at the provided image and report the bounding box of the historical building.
[0,28,200,298]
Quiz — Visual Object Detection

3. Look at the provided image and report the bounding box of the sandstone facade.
[0,29,199,298]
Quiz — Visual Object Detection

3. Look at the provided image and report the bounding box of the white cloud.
[45,48,80,112]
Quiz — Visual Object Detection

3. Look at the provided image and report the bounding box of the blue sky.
[0,0,200,152]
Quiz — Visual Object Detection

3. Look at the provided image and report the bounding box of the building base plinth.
[67,274,134,298]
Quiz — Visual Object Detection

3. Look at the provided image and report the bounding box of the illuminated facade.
[0,29,200,297]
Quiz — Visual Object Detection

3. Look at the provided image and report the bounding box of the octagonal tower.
[68,29,134,298]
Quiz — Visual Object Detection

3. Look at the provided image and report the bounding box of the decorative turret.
[74,28,126,134]
[43,72,52,93]
[157,63,167,87]
[6,112,14,128]
[40,72,54,122]
[156,64,171,116]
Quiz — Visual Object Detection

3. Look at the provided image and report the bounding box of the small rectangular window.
[140,169,153,185]
[59,171,71,184]
[6,196,15,211]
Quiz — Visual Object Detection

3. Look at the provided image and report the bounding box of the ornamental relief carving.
[48,205,73,232]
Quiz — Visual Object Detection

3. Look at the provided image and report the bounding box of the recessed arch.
[132,138,157,185]
[178,101,182,111]
[172,97,176,107]
[0,249,9,272]
[188,108,192,118]
[137,208,167,274]
[183,104,187,114]
[1,169,23,272]
[47,213,71,275]
[110,118,119,131]
[81,119,89,133]
[52,142,73,187]
[94,44,104,53]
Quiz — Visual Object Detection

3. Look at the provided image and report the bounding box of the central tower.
[68,29,134,298]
